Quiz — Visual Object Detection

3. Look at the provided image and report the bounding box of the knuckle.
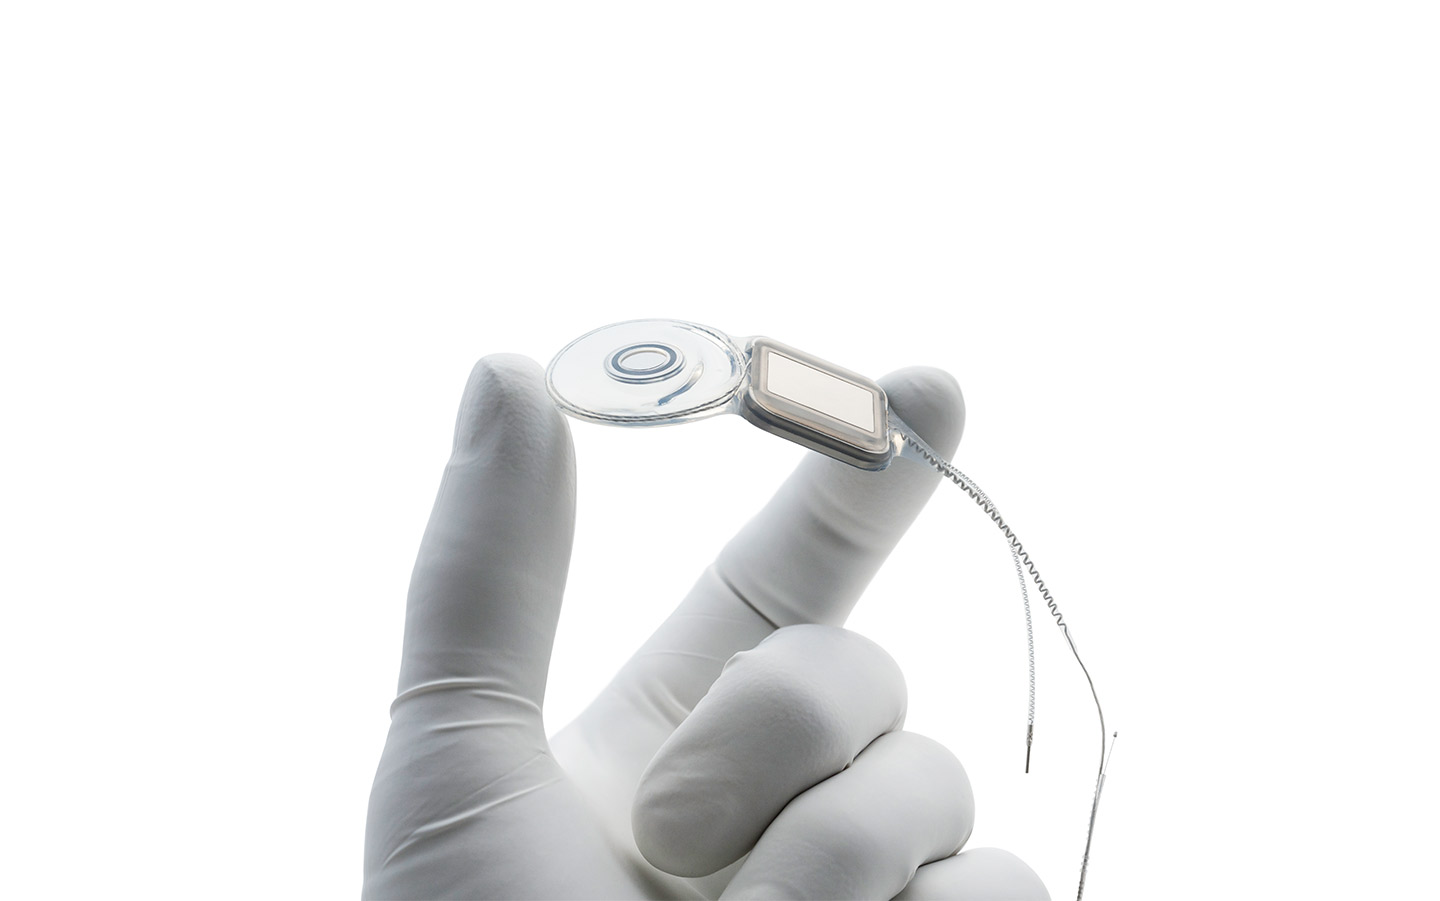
[724,625,907,750]
[751,624,906,695]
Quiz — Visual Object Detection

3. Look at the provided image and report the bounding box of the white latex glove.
[364,354,1049,901]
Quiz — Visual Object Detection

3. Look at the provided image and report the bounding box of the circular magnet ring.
[605,342,686,384]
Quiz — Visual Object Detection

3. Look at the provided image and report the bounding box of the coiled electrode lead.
[892,417,1116,901]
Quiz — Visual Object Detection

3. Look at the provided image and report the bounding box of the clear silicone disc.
[546,319,747,425]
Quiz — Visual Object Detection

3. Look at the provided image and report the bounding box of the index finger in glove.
[395,354,576,721]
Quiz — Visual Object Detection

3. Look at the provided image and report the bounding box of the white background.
[2,3,1436,898]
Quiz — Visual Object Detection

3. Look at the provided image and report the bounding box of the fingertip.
[880,366,965,459]
[452,353,572,467]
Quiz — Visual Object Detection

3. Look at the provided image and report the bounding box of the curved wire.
[891,420,1114,900]
[953,470,1038,764]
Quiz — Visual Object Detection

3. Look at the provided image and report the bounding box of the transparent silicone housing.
[545,319,748,426]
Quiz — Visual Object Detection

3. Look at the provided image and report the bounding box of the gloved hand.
[363,354,1049,901]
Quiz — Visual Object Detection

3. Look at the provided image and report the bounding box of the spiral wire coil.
[892,418,1117,901]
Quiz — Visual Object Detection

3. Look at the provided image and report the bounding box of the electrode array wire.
[892,418,1114,901]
